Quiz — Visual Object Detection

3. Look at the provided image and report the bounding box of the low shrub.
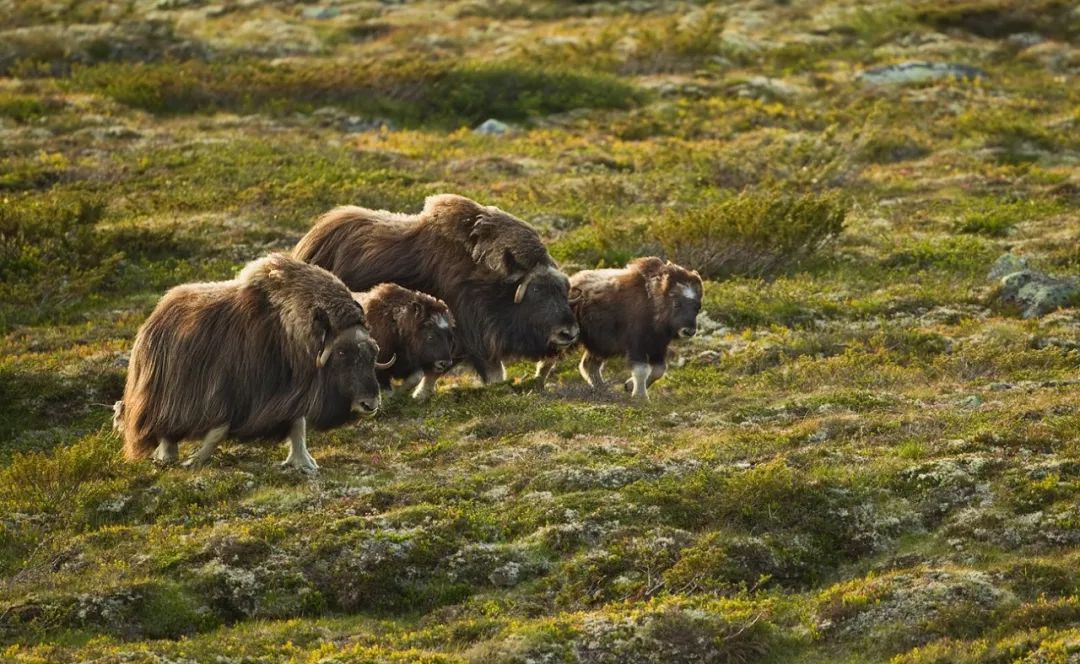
[66,59,642,127]
[655,190,848,279]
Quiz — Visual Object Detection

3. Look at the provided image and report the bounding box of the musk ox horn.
[374,353,397,370]
[514,264,559,304]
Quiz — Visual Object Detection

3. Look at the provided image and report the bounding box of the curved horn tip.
[514,283,527,304]
[375,353,397,370]
[316,347,333,368]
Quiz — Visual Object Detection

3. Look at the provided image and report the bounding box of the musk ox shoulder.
[354,283,455,400]
[114,253,386,472]
[293,194,579,383]
[537,257,703,400]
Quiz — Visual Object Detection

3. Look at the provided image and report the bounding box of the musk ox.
[536,257,703,400]
[114,253,394,473]
[293,194,579,383]
[354,283,455,400]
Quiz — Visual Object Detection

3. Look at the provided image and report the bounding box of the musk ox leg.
[411,370,440,400]
[397,370,423,395]
[281,417,318,474]
[647,361,667,387]
[152,438,179,464]
[474,360,507,385]
[627,362,652,400]
[534,358,557,387]
[579,352,606,389]
[181,425,228,469]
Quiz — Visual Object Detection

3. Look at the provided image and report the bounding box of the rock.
[856,61,986,86]
[488,561,522,587]
[958,395,983,409]
[342,116,393,133]
[998,269,1079,319]
[301,6,340,19]
[1006,32,1044,49]
[987,253,1030,281]
[473,118,510,136]
[730,75,808,101]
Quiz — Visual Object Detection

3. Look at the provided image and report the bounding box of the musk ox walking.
[115,253,393,473]
[293,194,579,384]
[537,257,703,400]
[354,283,455,400]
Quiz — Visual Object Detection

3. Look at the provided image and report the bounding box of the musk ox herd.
[113,194,703,471]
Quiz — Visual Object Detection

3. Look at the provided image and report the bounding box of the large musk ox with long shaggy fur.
[536,257,703,400]
[293,194,579,383]
[354,283,455,400]
[114,253,394,473]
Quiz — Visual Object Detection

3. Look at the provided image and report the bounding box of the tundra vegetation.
[1,0,1079,662]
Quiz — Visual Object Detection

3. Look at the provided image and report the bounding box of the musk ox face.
[512,265,580,355]
[323,327,384,416]
[662,275,703,340]
[415,310,456,374]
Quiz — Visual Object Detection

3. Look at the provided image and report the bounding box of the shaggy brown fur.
[116,253,379,467]
[294,194,579,382]
[355,284,455,399]
[537,257,703,400]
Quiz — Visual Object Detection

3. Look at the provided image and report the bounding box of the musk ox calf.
[354,283,455,400]
[536,257,703,400]
[115,253,393,473]
[293,194,579,383]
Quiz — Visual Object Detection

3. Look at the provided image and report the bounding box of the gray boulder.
[856,61,986,86]
[473,119,510,136]
[987,253,1030,281]
[998,270,1079,319]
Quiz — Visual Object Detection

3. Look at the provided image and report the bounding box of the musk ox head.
[482,264,579,358]
[311,325,393,428]
[636,258,703,339]
[404,299,456,375]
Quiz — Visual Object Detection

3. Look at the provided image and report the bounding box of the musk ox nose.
[356,396,381,415]
[678,327,697,339]
[433,359,452,373]
[553,324,579,347]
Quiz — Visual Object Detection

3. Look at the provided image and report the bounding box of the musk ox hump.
[240,253,366,368]
[422,193,553,279]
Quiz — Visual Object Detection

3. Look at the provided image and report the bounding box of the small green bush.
[655,190,848,279]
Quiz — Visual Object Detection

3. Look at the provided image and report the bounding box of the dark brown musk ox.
[113,253,395,473]
[536,257,703,400]
[353,283,455,400]
[293,194,580,383]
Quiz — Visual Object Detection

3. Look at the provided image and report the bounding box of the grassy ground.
[1,0,1079,661]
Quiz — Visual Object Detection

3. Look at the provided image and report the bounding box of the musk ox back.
[115,253,384,472]
[536,257,703,400]
[293,194,579,383]
[355,283,455,400]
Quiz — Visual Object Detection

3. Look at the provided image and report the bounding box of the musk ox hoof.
[281,456,319,474]
[180,457,205,470]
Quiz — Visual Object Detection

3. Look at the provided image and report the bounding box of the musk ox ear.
[412,301,425,319]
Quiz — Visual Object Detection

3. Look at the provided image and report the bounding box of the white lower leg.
[629,362,651,400]
[152,438,178,464]
[182,425,228,468]
[535,358,557,387]
[482,362,507,384]
[579,353,605,388]
[281,417,318,473]
[412,370,439,400]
